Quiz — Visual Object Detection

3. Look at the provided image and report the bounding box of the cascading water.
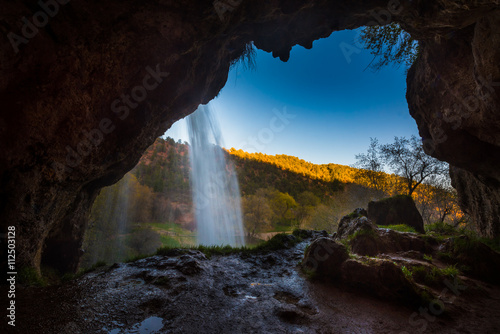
[187,104,245,247]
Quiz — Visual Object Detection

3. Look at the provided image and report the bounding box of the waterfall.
[187,104,245,247]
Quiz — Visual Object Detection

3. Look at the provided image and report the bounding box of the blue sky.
[165,29,419,166]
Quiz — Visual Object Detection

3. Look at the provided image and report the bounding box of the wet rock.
[176,255,203,275]
[368,195,425,234]
[302,237,349,280]
[350,228,431,257]
[275,306,308,324]
[353,208,368,217]
[341,258,422,305]
[274,290,301,305]
[336,215,378,240]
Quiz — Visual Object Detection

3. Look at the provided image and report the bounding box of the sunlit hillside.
[82,137,465,268]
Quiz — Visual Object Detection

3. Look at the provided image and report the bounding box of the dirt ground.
[2,236,500,334]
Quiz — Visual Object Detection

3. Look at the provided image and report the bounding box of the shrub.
[426,222,458,236]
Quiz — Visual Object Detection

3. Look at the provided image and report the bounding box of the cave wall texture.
[0,0,499,273]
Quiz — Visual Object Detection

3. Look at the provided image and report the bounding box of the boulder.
[335,210,432,256]
[336,215,377,240]
[341,258,422,305]
[368,195,425,233]
[301,238,349,280]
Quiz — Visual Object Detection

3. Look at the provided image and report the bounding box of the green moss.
[379,224,417,233]
[401,265,413,279]
[348,228,377,242]
[347,211,360,219]
[18,267,45,286]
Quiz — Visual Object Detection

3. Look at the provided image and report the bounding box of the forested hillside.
[81,137,464,268]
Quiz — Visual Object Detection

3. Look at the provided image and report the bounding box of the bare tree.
[380,136,448,196]
[353,138,387,192]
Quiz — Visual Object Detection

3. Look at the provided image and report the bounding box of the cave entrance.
[80,29,425,268]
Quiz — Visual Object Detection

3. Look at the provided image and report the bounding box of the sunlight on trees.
[83,135,468,269]
[380,136,448,197]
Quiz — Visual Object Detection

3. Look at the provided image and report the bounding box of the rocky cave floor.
[5,229,500,334]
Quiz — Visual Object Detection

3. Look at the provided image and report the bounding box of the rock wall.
[0,0,499,273]
[450,166,500,237]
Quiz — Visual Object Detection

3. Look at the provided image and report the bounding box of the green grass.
[147,222,193,234]
[379,224,417,233]
[160,235,182,247]
[410,265,460,286]
[145,222,196,247]
[423,254,433,262]
[440,264,460,278]
[156,233,303,258]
